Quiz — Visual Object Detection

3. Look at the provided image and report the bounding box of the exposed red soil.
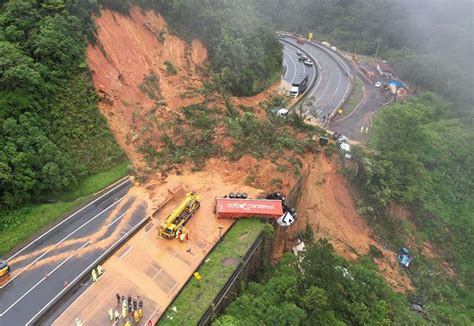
[86,6,415,294]
[286,154,414,292]
[87,7,208,168]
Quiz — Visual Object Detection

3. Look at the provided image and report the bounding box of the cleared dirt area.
[54,170,264,325]
[287,154,413,292]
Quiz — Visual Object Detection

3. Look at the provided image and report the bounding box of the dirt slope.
[86,6,411,294]
[87,7,208,168]
[289,154,413,292]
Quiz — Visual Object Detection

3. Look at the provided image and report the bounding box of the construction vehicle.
[158,192,200,239]
[0,259,10,278]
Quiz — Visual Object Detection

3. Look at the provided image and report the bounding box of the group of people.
[108,293,144,324]
[91,264,104,282]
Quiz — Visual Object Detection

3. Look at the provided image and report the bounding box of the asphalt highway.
[282,41,317,90]
[0,178,147,325]
[281,36,351,123]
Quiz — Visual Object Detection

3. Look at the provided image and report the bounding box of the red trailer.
[215,198,283,219]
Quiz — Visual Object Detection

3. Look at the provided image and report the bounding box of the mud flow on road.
[0,179,151,325]
[51,168,264,325]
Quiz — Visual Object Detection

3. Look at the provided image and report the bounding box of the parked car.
[296,51,303,56]
[303,59,314,66]
[375,81,382,88]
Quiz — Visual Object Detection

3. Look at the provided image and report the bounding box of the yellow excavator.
[158,192,200,239]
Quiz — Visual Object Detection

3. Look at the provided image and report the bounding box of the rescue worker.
[96,264,104,276]
[91,269,97,283]
[75,318,82,326]
[133,298,137,311]
[122,306,127,319]
[122,298,128,311]
[133,310,140,323]
[116,293,121,304]
[114,309,120,321]
[125,321,132,326]
[138,299,143,309]
[138,307,143,319]
[108,308,114,321]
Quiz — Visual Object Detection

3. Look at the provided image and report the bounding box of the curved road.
[281,36,351,123]
[282,41,317,89]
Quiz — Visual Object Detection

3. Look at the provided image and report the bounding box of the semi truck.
[290,74,309,97]
[215,198,283,219]
[158,192,200,239]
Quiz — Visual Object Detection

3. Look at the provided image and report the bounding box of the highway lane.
[281,36,351,123]
[0,178,148,325]
[282,41,316,87]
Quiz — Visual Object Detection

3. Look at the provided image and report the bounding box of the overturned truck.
[215,192,297,226]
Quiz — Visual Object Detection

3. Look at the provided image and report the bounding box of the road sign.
[308,32,313,40]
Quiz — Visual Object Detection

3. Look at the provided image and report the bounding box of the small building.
[376,61,395,78]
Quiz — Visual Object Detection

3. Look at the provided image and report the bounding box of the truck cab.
[290,86,300,97]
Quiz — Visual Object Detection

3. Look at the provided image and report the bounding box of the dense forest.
[0,0,124,210]
[351,93,473,323]
[217,239,430,325]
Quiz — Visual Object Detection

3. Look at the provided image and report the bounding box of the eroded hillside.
[86,6,413,293]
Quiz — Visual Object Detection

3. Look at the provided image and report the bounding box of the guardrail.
[32,214,150,325]
[197,233,266,325]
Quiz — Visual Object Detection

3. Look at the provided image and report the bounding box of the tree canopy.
[216,239,427,325]
[0,0,124,210]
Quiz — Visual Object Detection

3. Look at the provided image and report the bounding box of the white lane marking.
[152,269,161,280]
[145,307,159,325]
[286,47,298,82]
[282,56,289,78]
[314,68,333,107]
[107,211,128,228]
[284,42,317,101]
[81,289,116,324]
[118,245,134,260]
[307,51,324,99]
[319,70,343,109]
[51,281,94,325]
[286,46,306,76]
[6,178,130,262]
[0,195,127,289]
[25,217,149,326]
[0,241,90,317]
